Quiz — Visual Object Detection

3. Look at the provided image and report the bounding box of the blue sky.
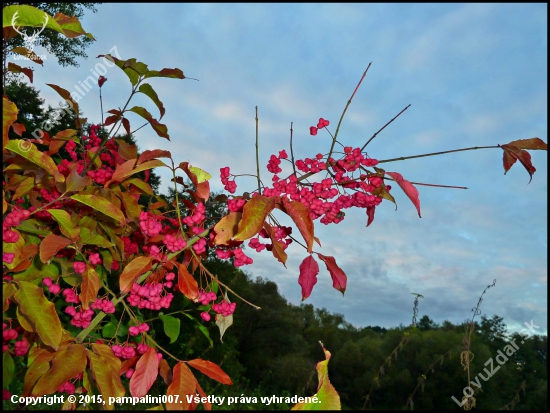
[17,3,547,335]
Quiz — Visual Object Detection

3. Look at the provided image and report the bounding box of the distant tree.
[417,315,438,331]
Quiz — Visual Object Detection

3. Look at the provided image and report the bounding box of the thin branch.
[255,106,262,194]
[378,145,501,164]
[361,104,410,151]
[290,122,297,177]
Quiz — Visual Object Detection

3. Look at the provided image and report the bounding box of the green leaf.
[138,83,165,119]
[70,194,125,226]
[102,322,117,339]
[292,344,341,410]
[3,352,15,387]
[48,209,80,240]
[80,227,114,248]
[14,281,63,349]
[5,140,64,183]
[159,315,180,344]
[98,54,139,86]
[3,96,18,148]
[183,313,213,347]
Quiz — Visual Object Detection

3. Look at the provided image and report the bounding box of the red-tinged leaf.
[159,358,173,386]
[196,181,210,202]
[11,47,43,65]
[123,178,154,195]
[194,378,212,410]
[130,347,159,398]
[79,266,99,310]
[138,83,165,119]
[234,196,276,241]
[65,165,92,192]
[11,122,26,136]
[137,149,172,165]
[129,106,169,140]
[87,347,125,410]
[115,139,137,161]
[47,209,80,240]
[53,129,78,141]
[70,194,125,225]
[214,212,242,245]
[119,256,153,292]
[98,76,107,87]
[22,348,58,397]
[179,162,211,201]
[166,362,196,410]
[32,344,86,396]
[103,114,120,126]
[122,117,131,135]
[187,359,233,385]
[502,147,517,174]
[366,205,375,227]
[120,356,139,376]
[14,281,62,349]
[121,192,142,222]
[107,159,166,186]
[39,234,71,263]
[291,344,340,410]
[507,137,548,151]
[5,140,64,183]
[53,12,94,39]
[317,254,347,296]
[46,84,80,124]
[501,144,537,183]
[3,96,19,148]
[7,62,34,83]
[282,198,315,253]
[385,171,421,218]
[176,262,199,301]
[298,255,319,301]
[263,222,287,267]
[144,68,186,80]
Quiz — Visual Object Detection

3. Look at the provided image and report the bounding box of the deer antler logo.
[11,10,49,51]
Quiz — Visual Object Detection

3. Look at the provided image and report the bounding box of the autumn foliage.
[2,4,547,410]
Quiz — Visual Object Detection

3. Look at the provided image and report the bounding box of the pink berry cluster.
[127,276,174,310]
[57,381,76,394]
[91,298,116,314]
[3,322,29,356]
[42,277,61,294]
[163,233,187,252]
[248,226,293,252]
[266,150,288,174]
[73,261,86,274]
[129,323,150,336]
[227,197,247,213]
[309,117,330,136]
[215,247,253,267]
[212,300,237,317]
[66,307,94,328]
[2,208,30,247]
[139,211,163,236]
[220,166,237,193]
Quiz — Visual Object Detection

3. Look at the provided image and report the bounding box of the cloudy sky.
[17,3,547,335]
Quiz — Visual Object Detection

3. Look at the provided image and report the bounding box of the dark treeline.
[149,257,547,410]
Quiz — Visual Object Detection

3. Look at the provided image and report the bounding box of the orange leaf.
[32,344,87,396]
[39,234,72,263]
[22,348,58,397]
[234,196,276,241]
[263,222,287,267]
[298,255,319,301]
[137,149,172,165]
[177,262,199,301]
[166,362,196,410]
[130,347,159,398]
[79,266,100,310]
[159,358,173,386]
[213,212,242,245]
[3,96,18,149]
[317,254,347,296]
[186,359,232,385]
[88,346,125,410]
[119,256,153,293]
[282,198,314,253]
[506,137,547,150]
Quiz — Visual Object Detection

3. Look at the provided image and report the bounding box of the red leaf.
[129,346,159,398]
[177,262,199,301]
[501,144,537,183]
[11,123,26,136]
[79,266,99,310]
[366,205,375,227]
[39,234,71,263]
[137,149,172,165]
[282,197,314,253]
[263,222,287,267]
[385,171,421,218]
[317,254,347,296]
[186,359,233,385]
[98,76,107,87]
[298,255,319,301]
